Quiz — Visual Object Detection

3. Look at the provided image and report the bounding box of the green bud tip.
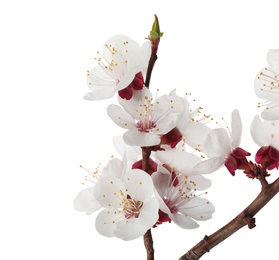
[149,14,164,41]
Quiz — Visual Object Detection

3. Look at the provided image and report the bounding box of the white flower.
[201,109,242,158]
[107,87,183,146]
[255,49,279,120]
[200,109,250,175]
[94,169,159,241]
[85,35,151,101]
[152,162,214,229]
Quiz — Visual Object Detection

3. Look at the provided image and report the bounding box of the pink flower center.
[136,120,156,132]
[123,197,143,219]
[164,198,179,214]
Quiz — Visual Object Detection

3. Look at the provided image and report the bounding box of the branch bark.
[179,177,279,260]
[142,147,155,260]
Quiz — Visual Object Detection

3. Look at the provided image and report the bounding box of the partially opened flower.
[107,87,183,147]
[255,49,279,120]
[94,169,159,241]
[152,163,214,229]
[201,109,251,175]
[251,115,279,170]
[85,35,151,101]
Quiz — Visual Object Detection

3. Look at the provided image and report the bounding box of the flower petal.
[74,187,101,215]
[203,128,231,158]
[123,169,154,202]
[95,209,120,237]
[107,104,135,129]
[250,115,266,146]
[191,157,224,175]
[179,197,215,221]
[123,130,161,146]
[231,109,242,148]
[267,49,279,70]
[94,176,126,209]
[172,214,199,229]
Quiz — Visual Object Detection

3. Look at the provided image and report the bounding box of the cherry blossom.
[94,169,159,240]
[200,110,250,175]
[85,35,151,101]
[151,151,214,228]
[107,87,184,147]
[255,49,279,120]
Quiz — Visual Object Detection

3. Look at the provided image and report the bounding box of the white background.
[1,0,279,259]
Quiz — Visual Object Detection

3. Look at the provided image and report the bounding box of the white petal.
[179,197,215,221]
[138,198,159,227]
[154,113,178,134]
[251,115,279,147]
[191,157,224,175]
[152,168,172,199]
[101,158,123,179]
[203,128,231,158]
[74,187,101,214]
[123,169,154,202]
[181,121,211,150]
[116,68,138,90]
[94,176,126,209]
[267,49,279,70]
[107,104,135,129]
[187,175,212,191]
[85,67,117,101]
[231,109,242,148]
[250,115,266,146]
[139,41,151,75]
[95,209,120,237]
[153,187,172,215]
[172,214,199,229]
[112,136,141,162]
[155,150,201,174]
[123,130,161,146]
[261,104,279,120]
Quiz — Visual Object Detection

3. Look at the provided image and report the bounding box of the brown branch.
[143,229,154,260]
[145,51,158,89]
[142,146,154,259]
[179,177,279,260]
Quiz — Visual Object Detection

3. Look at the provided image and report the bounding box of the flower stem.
[178,177,279,260]
[145,49,158,89]
[141,146,155,259]
[143,229,155,260]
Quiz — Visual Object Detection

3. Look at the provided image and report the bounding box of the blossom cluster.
[74,19,279,242]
